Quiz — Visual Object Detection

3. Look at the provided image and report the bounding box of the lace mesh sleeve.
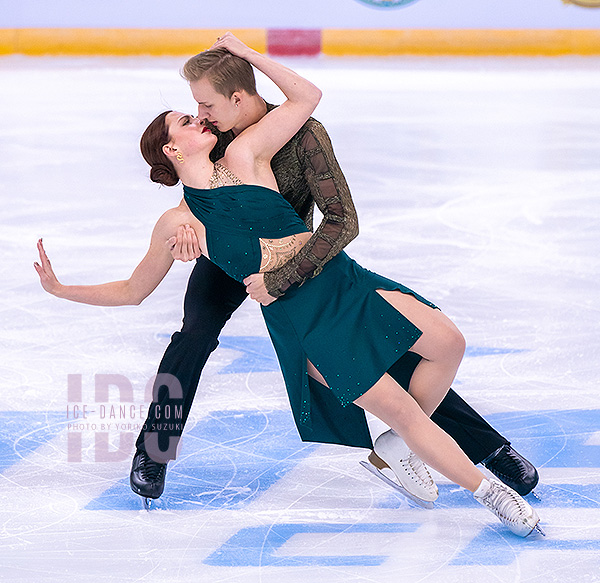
[263,121,359,297]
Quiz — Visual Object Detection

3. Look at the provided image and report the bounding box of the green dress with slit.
[183,182,436,450]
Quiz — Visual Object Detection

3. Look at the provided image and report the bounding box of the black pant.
[136,255,508,464]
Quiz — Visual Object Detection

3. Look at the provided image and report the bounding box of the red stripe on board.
[267,29,322,56]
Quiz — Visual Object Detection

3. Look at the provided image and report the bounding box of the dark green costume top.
[210,107,360,298]
[183,183,308,282]
[183,180,436,450]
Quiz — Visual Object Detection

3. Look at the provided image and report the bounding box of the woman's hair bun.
[150,163,179,187]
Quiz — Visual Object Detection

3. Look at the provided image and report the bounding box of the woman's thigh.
[306,289,464,386]
[376,289,464,362]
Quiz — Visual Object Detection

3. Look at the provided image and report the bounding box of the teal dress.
[184,183,436,450]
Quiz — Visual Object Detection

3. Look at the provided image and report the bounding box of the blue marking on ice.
[217,336,280,373]
[156,333,527,375]
[485,409,600,469]
[377,483,600,509]
[464,346,527,357]
[84,409,314,511]
[204,522,421,567]
[155,333,280,373]
[450,527,600,565]
[0,411,66,474]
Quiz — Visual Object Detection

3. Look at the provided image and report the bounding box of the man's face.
[190,77,239,133]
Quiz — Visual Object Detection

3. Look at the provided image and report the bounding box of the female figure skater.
[35,33,542,537]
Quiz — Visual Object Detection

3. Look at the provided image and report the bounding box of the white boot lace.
[475,479,543,537]
[481,481,528,526]
[406,451,435,487]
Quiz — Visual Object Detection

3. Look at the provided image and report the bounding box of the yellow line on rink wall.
[322,29,600,56]
[0,28,266,56]
[1,28,600,56]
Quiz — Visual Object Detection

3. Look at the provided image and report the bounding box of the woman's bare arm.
[213,33,322,168]
[34,209,185,306]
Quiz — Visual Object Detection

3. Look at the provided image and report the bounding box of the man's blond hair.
[182,48,258,97]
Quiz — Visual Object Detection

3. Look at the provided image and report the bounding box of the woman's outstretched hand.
[34,239,62,296]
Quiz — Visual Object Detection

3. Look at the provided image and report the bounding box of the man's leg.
[131,256,247,499]
[374,352,539,496]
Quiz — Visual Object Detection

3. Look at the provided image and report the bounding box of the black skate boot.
[130,449,167,502]
[483,445,539,496]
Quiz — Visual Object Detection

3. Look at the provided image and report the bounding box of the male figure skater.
[130,42,538,505]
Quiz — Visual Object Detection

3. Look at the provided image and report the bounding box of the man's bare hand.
[243,273,277,306]
[210,32,253,59]
[167,225,201,262]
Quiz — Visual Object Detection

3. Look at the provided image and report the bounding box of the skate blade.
[532,522,546,537]
[529,490,542,502]
[141,496,164,512]
[359,460,435,509]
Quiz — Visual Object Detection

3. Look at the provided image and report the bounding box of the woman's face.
[164,111,217,156]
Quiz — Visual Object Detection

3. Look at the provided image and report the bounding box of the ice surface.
[0,55,599,582]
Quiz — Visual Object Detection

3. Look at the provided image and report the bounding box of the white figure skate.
[360,429,438,509]
[474,478,545,537]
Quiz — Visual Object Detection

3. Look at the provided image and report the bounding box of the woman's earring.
[176,152,184,164]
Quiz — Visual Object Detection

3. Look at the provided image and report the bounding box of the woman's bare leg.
[376,290,465,416]
[307,290,473,486]
[355,373,485,492]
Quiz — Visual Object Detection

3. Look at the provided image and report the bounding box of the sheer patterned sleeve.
[263,121,359,297]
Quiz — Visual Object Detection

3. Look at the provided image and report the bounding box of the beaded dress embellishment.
[208,162,243,188]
